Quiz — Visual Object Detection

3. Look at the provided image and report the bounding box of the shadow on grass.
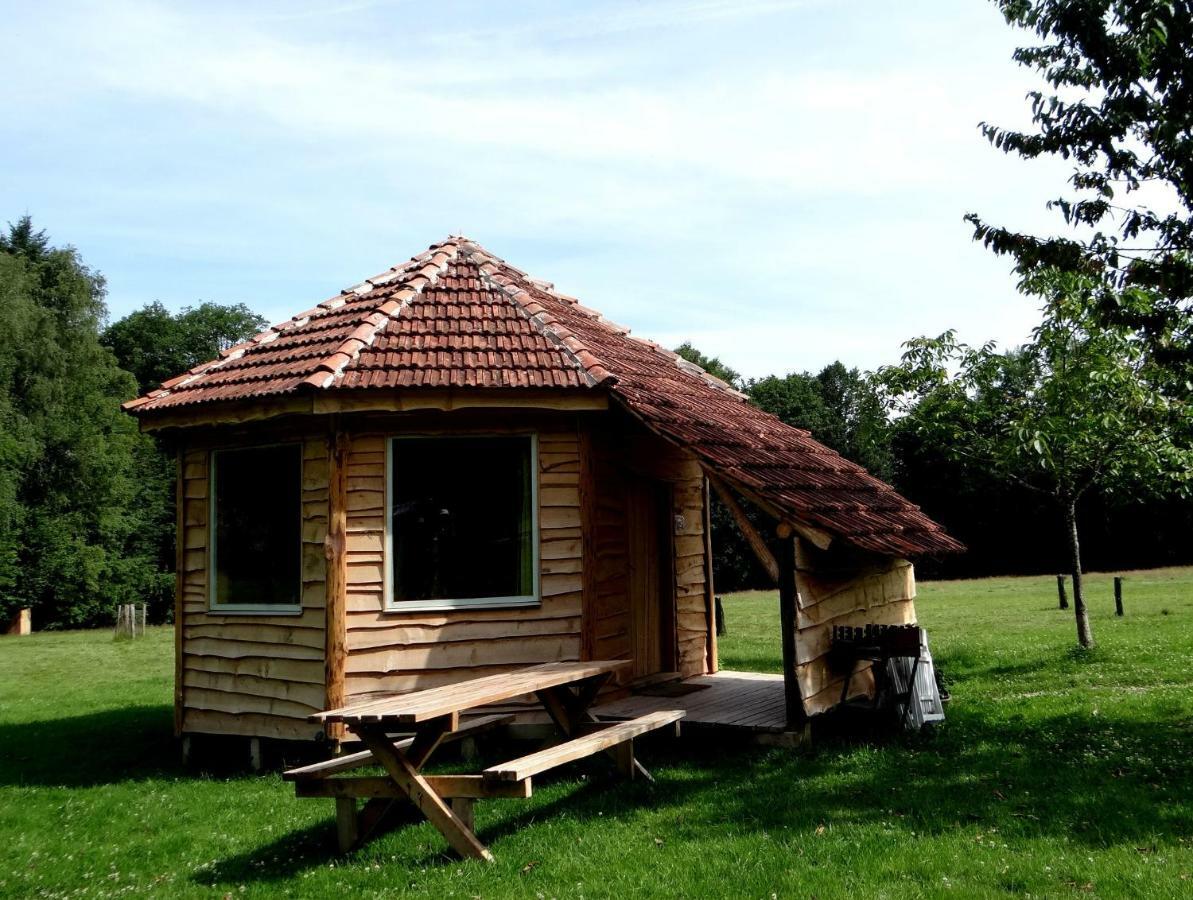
[0,704,181,787]
[4,695,1190,876]
[191,771,647,884]
[669,705,1193,851]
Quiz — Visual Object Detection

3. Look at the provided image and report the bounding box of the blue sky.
[2,0,1071,378]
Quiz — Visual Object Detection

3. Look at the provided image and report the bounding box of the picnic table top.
[311,659,631,726]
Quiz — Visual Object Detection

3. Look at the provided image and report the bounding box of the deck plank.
[593,671,788,733]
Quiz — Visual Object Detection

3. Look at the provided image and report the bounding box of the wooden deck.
[594,670,790,735]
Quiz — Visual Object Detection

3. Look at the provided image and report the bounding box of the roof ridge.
[458,240,616,388]
[300,240,459,389]
[457,239,746,400]
[123,239,460,408]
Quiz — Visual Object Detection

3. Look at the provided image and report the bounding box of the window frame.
[383,432,541,613]
[207,442,305,616]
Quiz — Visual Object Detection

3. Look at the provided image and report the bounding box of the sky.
[1,0,1074,379]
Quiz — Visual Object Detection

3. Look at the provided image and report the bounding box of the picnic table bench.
[284,659,683,861]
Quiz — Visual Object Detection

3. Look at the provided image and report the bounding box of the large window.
[209,444,302,612]
[387,435,538,610]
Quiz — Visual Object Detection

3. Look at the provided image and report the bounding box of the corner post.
[702,475,718,674]
[324,425,350,743]
[776,524,802,728]
[173,444,186,738]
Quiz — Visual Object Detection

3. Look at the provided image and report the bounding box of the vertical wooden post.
[5,608,31,635]
[702,475,719,673]
[577,426,597,662]
[335,797,359,853]
[449,798,476,832]
[1056,574,1069,610]
[324,428,350,743]
[1114,577,1124,616]
[174,447,185,738]
[776,525,801,728]
[249,737,263,772]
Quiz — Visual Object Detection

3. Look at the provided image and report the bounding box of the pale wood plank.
[482,710,684,782]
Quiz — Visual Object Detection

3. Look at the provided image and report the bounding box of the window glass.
[212,444,301,608]
[390,436,535,604]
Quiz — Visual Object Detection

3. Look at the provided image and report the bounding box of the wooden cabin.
[125,237,961,746]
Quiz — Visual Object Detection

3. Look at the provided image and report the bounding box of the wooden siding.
[343,423,584,702]
[793,539,917,717]
[178,437,328,741]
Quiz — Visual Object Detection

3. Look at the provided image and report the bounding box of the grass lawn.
[1,569,1191,898]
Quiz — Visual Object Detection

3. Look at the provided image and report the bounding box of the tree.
[102,300,270,603]
[0,217,167,628]
[674,342,743,389]
[878,270,1192,648]
[102,301,267,393]
[970,0,1193,375]
[748,364,895,482]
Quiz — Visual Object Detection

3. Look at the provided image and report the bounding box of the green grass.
[2,569,1191,898]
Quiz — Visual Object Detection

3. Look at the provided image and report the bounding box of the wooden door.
[625,474,675,679]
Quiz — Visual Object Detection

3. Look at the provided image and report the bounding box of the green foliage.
[971,0,1193,374]
[878,269,1192,645]
[0,217,168,627]
[99,296,273,622]
[673,341,742,389]
[748,362,895,482]
[880,272,1191,504]
[102,300,267,393]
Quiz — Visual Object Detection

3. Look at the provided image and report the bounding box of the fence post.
[1056,575,1069,610]
[1114,577,1124,617]
[714,596,726,636]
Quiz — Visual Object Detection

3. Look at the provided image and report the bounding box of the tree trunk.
[1062,498,1094,649]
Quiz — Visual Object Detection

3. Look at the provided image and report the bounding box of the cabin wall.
[342,420,584,701]
[173,406,715,740]
[792,539,917,717]
[177,436,328,742]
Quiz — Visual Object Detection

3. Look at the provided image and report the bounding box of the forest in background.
[1,216,1188,628]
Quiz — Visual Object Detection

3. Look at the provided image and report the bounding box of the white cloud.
[1,0,1073,374]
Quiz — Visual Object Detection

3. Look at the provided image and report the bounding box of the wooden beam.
[324,427,349,743]
[577,425,598,661]
[137,389,609,432]
[355,725,494,862]
[296,775,532,800]
[482,710,684,782]
[709,475,778,584]
[776,534,804,727]
[284,714,514,781]
[777,518,833,551]
[173,446,186,738]
[702,475,718,674]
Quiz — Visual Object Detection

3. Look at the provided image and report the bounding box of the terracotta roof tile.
[125,236,962,557]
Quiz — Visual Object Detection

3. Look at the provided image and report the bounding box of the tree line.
[0,217,265,630]
[0,215,1188,636]
[3,0,1191,649]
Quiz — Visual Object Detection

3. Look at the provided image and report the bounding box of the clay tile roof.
[126,236,962,558]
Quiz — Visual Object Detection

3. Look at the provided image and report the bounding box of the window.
[387,435,538,610]
[209,444,302,612]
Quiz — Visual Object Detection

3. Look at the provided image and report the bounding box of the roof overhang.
[132,387,610,433]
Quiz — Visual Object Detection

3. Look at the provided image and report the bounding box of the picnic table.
[284,659,684,861]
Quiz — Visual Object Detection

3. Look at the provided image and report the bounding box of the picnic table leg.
[335,797,359,853]
[450,798,476,831]
[536,681,656,782]
[354,722,494,863]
